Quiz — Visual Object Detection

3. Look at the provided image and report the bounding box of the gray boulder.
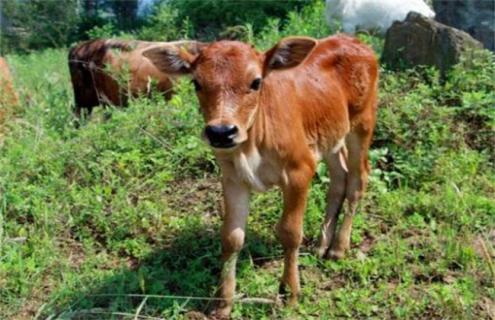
[382,12,483,74]
[433,0,494,52]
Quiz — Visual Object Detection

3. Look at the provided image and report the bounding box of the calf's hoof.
[209,304,232,320]
[327,247,346,260]
[209,310,230,320]
[315,245,328,259]
[278,282,298,307]
[184,311,208,320]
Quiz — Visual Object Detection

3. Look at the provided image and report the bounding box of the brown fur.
[0,57,19,126]
[68,39,203,118]
[144,34,378,318]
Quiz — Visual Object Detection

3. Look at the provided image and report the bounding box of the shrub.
[168,0,310,40]
[137,3,193,41]
[255,0,331,49]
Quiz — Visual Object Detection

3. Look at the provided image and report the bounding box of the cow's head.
[144,37,317,150]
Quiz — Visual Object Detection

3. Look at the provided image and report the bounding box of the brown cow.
[68,39,203,118]
[0,57,19,127]
[144,34,378,318]
[0,57,19,107]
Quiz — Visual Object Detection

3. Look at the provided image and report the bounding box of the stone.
[382,12,483,74]
[433,0,495,52]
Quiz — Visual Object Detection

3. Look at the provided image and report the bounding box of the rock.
[382,12,483,74]
[433,0,495,52]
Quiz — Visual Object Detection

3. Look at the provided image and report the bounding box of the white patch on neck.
[233,149,267,192]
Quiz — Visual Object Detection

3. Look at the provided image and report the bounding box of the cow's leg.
[73,105,83,127]
[86,106,94,117]
[212,175,250,318]
[73,105,94,128]
[329,129,372,259]
[316,149,347,258]
[73,105,82,119]
[278,162,314,305]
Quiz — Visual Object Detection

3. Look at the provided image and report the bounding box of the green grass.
[1,2,494,319]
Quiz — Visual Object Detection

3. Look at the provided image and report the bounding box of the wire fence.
[40,251,314,319]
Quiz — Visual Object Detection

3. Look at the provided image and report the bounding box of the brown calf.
[68,39,203,118]
[144,35,378,317]
[0,57,19,107]
[0,57,19,127]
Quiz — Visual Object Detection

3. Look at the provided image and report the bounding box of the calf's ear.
[263,37,317,74]
[143,41,203,74]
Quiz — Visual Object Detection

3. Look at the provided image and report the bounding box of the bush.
[137,3,193,41]
[1,0,80,53]
[85,23,118,39]
[255,0,331,49]
[168,0,310,40]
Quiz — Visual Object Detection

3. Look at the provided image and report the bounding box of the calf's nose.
[205,124,239,148]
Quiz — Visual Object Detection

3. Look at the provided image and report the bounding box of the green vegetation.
[1,1,494,319]
[1,0,309,53]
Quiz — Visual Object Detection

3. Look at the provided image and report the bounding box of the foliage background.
[0,0,310,54]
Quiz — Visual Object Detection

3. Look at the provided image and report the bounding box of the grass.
[1,2,494,319]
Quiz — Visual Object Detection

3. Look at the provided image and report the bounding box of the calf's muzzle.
[205,124,239,148]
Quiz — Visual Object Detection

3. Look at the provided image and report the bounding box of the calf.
[0,57,19,126]
[68,39,203,118]
[0,57,19,108]
[144,34,378,318]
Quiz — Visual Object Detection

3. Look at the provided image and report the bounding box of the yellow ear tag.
[179,46,195,66]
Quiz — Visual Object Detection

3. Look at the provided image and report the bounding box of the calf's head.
[144,37,316,149]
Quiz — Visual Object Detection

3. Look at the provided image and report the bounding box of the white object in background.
[326,0,435,34]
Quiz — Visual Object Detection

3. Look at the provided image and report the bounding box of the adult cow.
[144,34,378,318]
[68,39,203,118]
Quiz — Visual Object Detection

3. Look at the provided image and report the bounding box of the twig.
[134,296,148,320]
[251,251,311,261]
[237,297,277,305]
[139,126,171,150]
[4,236,27,244]
[33,302,47,320]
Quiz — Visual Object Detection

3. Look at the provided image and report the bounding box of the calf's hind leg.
[328,130,372,259]
[317,149,347,258]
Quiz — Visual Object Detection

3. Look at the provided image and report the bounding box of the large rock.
[433,0,495,52]
[382,12,483,74]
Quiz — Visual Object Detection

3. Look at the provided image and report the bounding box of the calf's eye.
[250,78,262,91]
[192,79,202,91]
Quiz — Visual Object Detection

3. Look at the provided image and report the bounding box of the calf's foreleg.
[278,162,314,305]
[213,176,250,318]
